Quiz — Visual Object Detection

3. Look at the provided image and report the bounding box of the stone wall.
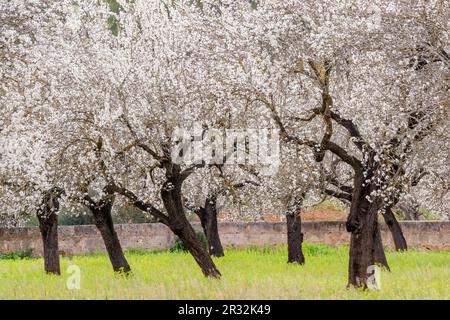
[0,221,448,256]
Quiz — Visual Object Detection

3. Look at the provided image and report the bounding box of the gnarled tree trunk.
[89,196,131,274]
[37,189,62,275]
[37,212,60,275]
[373,220,390,270]
[162,180,221,278]
[197,196,224,257]
[286,211,305,264]
[348,205,381,288]
[382,206,407,251]
[347,173,389,288]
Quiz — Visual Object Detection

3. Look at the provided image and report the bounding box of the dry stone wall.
[0,221,448,256]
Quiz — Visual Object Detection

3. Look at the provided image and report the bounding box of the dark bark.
[326,176,407,252]
[197,196,224,257]
[373,220,390,271]
[37,189,62,275]
[348,204,378,288]
[286,212,305,264]
[347,172,389,288]
[173,221,221,278]
[382,207,407,251]
[161,179,221,278]
[88,195,131,274]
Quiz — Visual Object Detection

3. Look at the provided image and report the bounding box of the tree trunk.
[286,212,305,264]
[91,202,131,274]
[382,207,407,251]
[198,196,224,257]
[37,212,60,275]
[373,220,390,270]
[162,180,221,278]
[347,173,389,288]
[174,222,222,278]
[348,207,376,288]
[37,190,62,275]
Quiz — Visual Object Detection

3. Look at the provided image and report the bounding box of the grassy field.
[0,244,448,299]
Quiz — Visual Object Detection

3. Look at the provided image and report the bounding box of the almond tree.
[0,118,64,274]
[184,162,263,258]
[1,0,224,278]
[31,1,227,278]
[270,2,446,288]
[192,0,448,287]
[252,143,323,265]
[0,0,71,274]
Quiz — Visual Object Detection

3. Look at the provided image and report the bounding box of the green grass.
[0,248,34,260]
[0,244,448,299]
[417,207,441,220]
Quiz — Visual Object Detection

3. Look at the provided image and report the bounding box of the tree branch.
[329,111,369,152]
[110,183,169,225]
[324,188,352,202]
